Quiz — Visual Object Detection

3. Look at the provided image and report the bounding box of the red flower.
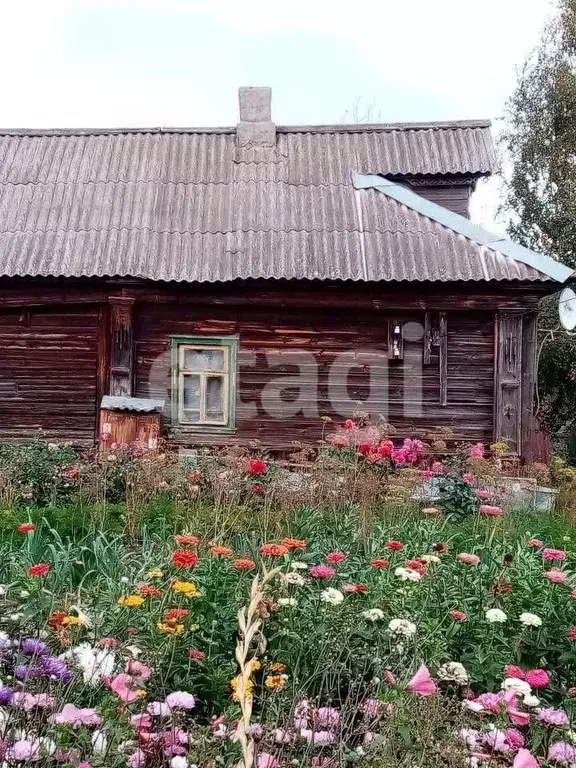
[449,610,467,621]
[27,563,50,577]
[325,552,346,565]
[405,559,427,576]
[281,538,306,550]
[491,583,513,594]
[17,523,36,534]
[98,637,119,649]
[343,583,368,594]
[432,542,449,553]
[173,534,200,546]
[344,419,355,431]
[259,543,288,557]
[138,584,162,598]
[525,669,549,689]
[188,649,205,662]
[251,483,263,494]
[247,459,267,476]
[357,441,375,457]
[47,611,67,628]
[171,550,198,569]
[569,627,576,642]
[65,467,78,479]
[233,558,256,570]
[189,470,201,482]
[370,559,389,569]
[385,540,404,551]
[164,608,189,621]
[210,545,233,557]
[504,665,525,680]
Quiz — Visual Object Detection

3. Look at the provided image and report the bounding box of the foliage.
[434,474,479,522]
[502,0,576,456]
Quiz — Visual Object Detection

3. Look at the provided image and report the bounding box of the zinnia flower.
[388,618,416,637]
[171,580,200,598]
[505,665,525,680]
[173,534,199,546]
[480,504,505,517]
[527,538,544,548]
[548,742,576,764]
[137,584,162,598]
[247,458,267,476]
[370,559,389,569]
[386,540,404,551]
[118,595,145,608]
[17,522,36,534]
[165,691,195,710]
[309,565,335,579]
[325,552,346,564]
[210,545,233,557]
[281,538,306,550]
[537,707,570,727]
[233,558,256,570]
[545,569,568,584]
[519,612,542,627]
[486,608,507,623]
[362,608,384,621]
[542,548,566,561]
[321,588,344,605]
[569,626,576,641]
[188,649,205,661]
[259,543,288,557]
[343,583,367,593]
[394,566,422,582]
[526,669,549,689]
[449,610,467,621]
[170,550,198,569]
[27,563,50,577]
[457,553,480,565]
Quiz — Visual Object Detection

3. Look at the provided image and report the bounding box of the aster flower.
[21,638,49,656]
[388,618,416,637]
[537,707,570,727]
[548,741,576,764]
[165,691,196,710]
[362,608,385,621]
[50,703,102,727]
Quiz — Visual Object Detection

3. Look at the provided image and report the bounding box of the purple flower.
[165,691,196,710]
[537,708,570,727]
[316,706,340,728]
[21,638,49,656]
[50,703,102,727]
[6,739,40,762]
[14,664,43,680]
[0,687,14,705]
[41,656,73,683]
[549,741,576,764]
[482,729,510,752]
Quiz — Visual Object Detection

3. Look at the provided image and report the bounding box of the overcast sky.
[0,0,555,227]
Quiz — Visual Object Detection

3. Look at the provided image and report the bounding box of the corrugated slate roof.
[0,119,557,283]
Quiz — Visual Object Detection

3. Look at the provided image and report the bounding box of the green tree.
[502,0,576,458]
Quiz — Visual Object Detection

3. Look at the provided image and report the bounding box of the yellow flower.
[264,674,287,690]
[230,674,254,703]
[61,616,84,627]
[247,658,261,673]
[148,569,164,578]
[118,595,145,608]
[172,581,200,598]
[157,622,184,635]
[135,689,147,698]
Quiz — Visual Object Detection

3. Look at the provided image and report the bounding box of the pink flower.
[110,673,140,703]
[165,691,196,710]
[542,548,566,561]
[431,461,445,474]
[6,741,40,762]
[147,701,171,717]
[127,750,146,768]
[407,665,437,696]
[506,728,525,749]
[537,707,570,727]
[527,539,544,548]
[325,552,346,564]
[309,565,335,579]
[548,742,576,764]
[362,699,381,719]
[50,703,102,727]
[545,569,568,584]
[526,669,550,689]
[449,610,467,621]
[571,589,576,600]
[457,553,480,565]
[385,670,398,686]
[504,692,531,727]
[476,489,492,500]
[257,754,280,768]
[513,749,539,768]
[131,713,152,729]
[480,504,505,517]
[505,665,525,680]
[316,707,340,727]
[462,473,475,484]
[468,442,485,459]
[125,660,152,681]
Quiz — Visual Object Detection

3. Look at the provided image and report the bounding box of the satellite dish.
[559,287,576,331]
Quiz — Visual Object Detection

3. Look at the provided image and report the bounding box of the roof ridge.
[0,119,491,138]
[353,174,574,284]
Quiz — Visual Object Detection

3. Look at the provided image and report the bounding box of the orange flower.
[138,584,162,598]
[47,611,67,628]
[174,534,200,547]
[171,550,198,569]
[210,545,233,557]
[281,538,306,550]
[164,607,189,621]
[233,558,256,570]
[260,543,288,557]
[269,662,287,673]
[17,523,36,534]
[27,563,50,577]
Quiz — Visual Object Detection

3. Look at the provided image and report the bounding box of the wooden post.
[439,312,447,406]
[494,311,523,455]
[95,304,111,439]
[109,297,135,397]
[521,311,538,461]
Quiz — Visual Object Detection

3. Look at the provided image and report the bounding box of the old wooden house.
[0,87,572,457]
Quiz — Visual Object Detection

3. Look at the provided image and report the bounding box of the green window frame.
[170,335,238,433]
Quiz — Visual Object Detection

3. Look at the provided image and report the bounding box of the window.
[171,336,238,431]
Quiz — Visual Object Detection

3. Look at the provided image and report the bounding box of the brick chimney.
[237,87,276,147]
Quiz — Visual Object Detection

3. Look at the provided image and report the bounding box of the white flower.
[437,662,469,685]
[126,645,142,657]
[502,677,532,697]
[282,572,306,587]
[120,576,130,584]
[67,643,115,686]
[321,588,344,605]
[8,613,24,623]
[0,632,11,650]
[519,612,542,627]
[290,561,308,570]
[463,700,484,713]
[19,591,29,599]
[278,597,298,607]
[92,730,108,753]
[388,618,417,637]
[419,555,441,564]
[485,608,507,624]
[523,694,541,708]
[0,586,7,597]
[362,608,385,622]
[170,758,188,768]
[394,567,422,582]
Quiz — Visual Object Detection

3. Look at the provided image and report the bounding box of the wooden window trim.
[170,335,238,434]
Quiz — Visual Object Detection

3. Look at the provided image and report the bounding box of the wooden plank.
[109,297,135,397]
[439,312,448,406]
[423,311,432,364]
[493,312,523,454]
[95,304,110,439]
[521,311,538,460]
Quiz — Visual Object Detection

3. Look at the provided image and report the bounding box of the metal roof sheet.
[101,396,165,412]
[0,119,555,284]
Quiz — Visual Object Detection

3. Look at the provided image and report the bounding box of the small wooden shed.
[99,396,165,451]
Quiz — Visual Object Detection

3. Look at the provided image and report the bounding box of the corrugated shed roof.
[0,119,552,283]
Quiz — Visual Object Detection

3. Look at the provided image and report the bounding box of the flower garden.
[0,423,576,767]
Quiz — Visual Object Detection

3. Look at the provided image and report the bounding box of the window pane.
[183,348,225,372]
[182,375,201,422]
[206,376,225,421]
